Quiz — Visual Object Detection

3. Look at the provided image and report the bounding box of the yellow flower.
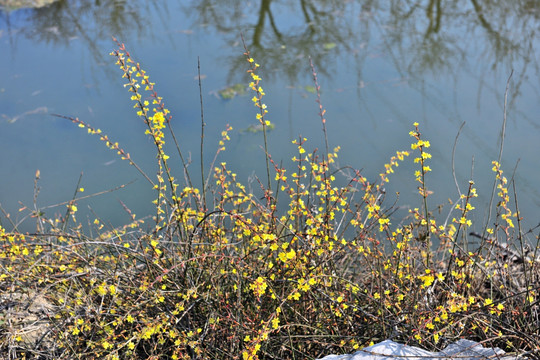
[109,285,117,295]
[250,276,268,297]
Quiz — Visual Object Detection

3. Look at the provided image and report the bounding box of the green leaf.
[323,42,337,50]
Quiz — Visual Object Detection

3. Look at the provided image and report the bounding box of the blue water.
[1,0,539,237]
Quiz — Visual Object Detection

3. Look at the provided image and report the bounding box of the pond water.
[1,0,539,239]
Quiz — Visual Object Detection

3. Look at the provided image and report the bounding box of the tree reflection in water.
[2,0,538,91]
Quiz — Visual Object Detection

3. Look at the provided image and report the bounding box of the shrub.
[1,39,538,359]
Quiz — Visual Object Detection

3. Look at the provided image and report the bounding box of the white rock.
[317,339,519,360]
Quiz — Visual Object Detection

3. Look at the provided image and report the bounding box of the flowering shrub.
[1,39,538,359]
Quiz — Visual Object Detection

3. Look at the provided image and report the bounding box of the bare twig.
[486,70,513,231]
[198,56,207,210]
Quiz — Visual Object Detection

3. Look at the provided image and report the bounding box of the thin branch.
[198,56,207,210]
[486,70,513,232]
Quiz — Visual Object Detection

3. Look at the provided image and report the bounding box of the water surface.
[1,0,539,237]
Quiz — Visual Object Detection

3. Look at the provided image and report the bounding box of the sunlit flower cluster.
[492,160,515,229]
